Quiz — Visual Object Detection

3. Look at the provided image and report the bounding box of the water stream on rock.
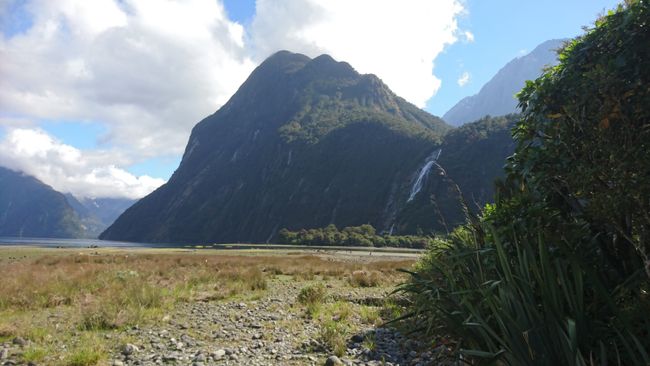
[407,149,441,202]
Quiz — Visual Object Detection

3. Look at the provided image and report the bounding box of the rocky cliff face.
[101,51,459,243]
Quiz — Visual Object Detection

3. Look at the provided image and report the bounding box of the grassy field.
[0,247,416,365]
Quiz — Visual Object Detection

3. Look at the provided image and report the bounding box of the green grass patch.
[22,346,48,363]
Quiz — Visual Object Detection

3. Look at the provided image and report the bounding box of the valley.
[0,1,647,364]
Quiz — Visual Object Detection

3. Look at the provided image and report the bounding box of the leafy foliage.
[513,0,650,277]
[278,224,435,248]
[399,2,650,365]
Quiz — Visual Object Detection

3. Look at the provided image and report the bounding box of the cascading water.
[407,149,441,202]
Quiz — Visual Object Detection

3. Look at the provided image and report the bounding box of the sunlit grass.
[0,248,415,365]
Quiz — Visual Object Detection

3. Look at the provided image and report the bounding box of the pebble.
[325,355,344,366]
[212,349,226,360]
[11,337,26,347]
[0,277,450,365]
[121,343,139,355]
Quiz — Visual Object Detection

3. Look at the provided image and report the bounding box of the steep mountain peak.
[258,50,311,73]
[101,52,452,244]
[302,54,358,80]
[442,38,567,126]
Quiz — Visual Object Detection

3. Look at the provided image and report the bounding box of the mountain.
[101,51,455,244]
[438,114,517,209]
[0,167,84,238]
[443,39,565,126]
[394,114,517,234]
[65,195,136,238]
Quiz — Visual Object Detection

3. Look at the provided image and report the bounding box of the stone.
[121,343,139,356]
[163,354,178,362]
[0,349,8,360]
[12,337,27,347]
[325,355,344,366]
[212,349,226,360]
[350,334,364,343]
[112,360,125,366]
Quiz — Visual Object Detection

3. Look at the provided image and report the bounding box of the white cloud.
[0,128,164,199]
[0,0,255,160]
[463,30,475,43]
[0,0,468,198]
[251,0,464,107]
[457,71,470,87]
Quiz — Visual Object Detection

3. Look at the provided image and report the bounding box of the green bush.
[297,283,327,305]
[399,2,650,364]
[278,224,436,248]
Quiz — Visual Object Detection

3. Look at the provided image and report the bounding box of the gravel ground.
[102,280,453,366]
[0,252,456,366]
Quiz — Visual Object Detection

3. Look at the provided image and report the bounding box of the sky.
[0,0,621,199]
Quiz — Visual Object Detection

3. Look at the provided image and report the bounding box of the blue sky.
[219,0,620,116]
[0,0,621,198]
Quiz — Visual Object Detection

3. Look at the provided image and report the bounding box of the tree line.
[278,224,434,248]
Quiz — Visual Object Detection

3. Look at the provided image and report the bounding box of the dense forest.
[277,224,435,248]
[400,1,650,364]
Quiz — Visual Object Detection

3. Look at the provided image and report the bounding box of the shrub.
[348,270,381,287]
[319,320,348,357]
[400,2,650,364]
[297,283,327,305]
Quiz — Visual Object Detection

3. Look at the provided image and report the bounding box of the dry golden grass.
[0,249,415,365]
[348,270,383,287]
[0,250,412,320]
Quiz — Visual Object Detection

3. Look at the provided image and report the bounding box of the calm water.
[0,237,181,248]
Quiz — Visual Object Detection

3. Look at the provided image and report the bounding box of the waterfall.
[407,149,441,202]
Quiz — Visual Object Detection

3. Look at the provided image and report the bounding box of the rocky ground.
[0,250,455,366]
[114,277,452,366]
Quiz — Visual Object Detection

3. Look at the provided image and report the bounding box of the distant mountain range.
[65,194,136,238]
[0,166,134,238]
[101,51,515,244]
[443,39,566,126]
[0,167,84,238]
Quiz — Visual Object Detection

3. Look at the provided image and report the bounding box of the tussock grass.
[348,270,382,287]
[359,306,381,325]
[319,320,348,357]
[0,249,415,365]
[22,346,48,363]
[297,283,327,305]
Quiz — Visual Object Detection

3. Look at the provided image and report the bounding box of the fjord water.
[0,237,178,248]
